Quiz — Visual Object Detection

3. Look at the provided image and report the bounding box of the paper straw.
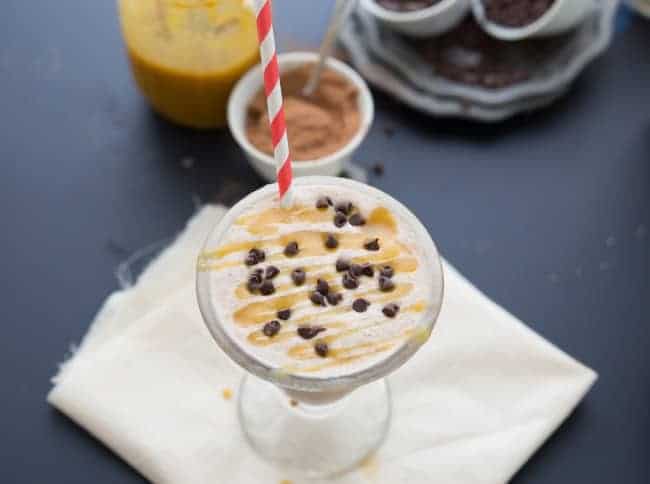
[253,0,293,207]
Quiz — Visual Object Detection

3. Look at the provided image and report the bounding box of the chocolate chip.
[342,272,359,290]
[254,248,266,262]
[316,278,330,295]
[349,263,364,278]
[284,241,299,257]
[262,320,281,337]
[248,268,263,284]
[247,269,264,293]
[336,258,350,272]
[265,266,280,280]
[349,213,366,226]
[316,197,330,210]
[277,309,292,320]
[325,233,339,249]
[335,201,353,215]
[315,341,329,357]
[260,280,275,296]
[326,292,343,306]
[310,291,326,306]
[378,276,395,292]
[361,263,374,277]
[245,253,258,266]
[334,212,347,228]
[291,268,306,286]
[364,238,380,251]
[380,265,394,278]
[247,280,261,294]
[352,298,370,312]
[382,303,400,318]
[297,326,327,340]
[373,163,385,176]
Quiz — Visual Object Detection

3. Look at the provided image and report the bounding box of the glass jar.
[117,0,260,129]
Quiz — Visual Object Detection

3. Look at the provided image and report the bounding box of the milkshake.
[197,177,443,386]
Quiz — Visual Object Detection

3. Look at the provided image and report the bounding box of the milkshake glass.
[196,176,443,476]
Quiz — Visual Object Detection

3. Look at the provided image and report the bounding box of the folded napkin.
[49,205,597,484]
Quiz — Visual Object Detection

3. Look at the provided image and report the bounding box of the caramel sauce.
[200,201,429,373]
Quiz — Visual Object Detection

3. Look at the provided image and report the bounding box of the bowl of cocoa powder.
[472,0,596,40]
[228,52,374,182]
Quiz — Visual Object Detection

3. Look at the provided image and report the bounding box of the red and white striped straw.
[254,0,293,207]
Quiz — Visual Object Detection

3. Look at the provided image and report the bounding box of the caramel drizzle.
[233,283,414,327]
[200,204,426,372]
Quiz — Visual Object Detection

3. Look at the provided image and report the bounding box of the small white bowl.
[227,52,374,183]
[472,0,596,41]
[359,0,471,37]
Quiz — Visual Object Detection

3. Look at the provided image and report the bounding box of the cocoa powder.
[246,64,361,161]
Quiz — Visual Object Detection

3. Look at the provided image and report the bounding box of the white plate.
[339,23,567,122]
[344,0,617,107]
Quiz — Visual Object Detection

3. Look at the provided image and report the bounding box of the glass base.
[238,374,392,478]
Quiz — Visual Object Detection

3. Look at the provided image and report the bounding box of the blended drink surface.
[198,184,437,378]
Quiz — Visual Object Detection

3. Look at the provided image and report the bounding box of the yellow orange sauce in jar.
[118,0,259,129]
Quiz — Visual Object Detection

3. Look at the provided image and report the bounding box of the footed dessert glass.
[196,177,444,477]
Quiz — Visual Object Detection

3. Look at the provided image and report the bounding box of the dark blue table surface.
[1,1,648,483]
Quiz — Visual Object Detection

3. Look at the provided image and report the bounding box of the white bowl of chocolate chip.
[360,0,471,37]
[228,51,374,182]
[471,0,597,41]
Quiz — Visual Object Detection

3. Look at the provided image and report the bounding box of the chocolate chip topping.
[380,265,395,278]
[364,238,380,251]
[245,248,265,266]
[265,266,280,280]
[314,341,329,357]
[484,0,554,28]
[361,263,374,277]
[325,233,339,249]
[284,241,299,257]
[326,292,343,306]
[336,258,351,272]
[297,326,327,340]
[245,253,258,266]
[262,320,281,337]
[335,201,353,215]
[247,280,261,294]
[310,291,327,306]
[342,272,360,290]
[260,280,275,296]
[378,276,395,292]
[316,197,330,210]
[349,213,366,226]
[349,263,364,278]
[382,303,400,318]
[316,278,330,295]
[277,309,292,320]
[333,212,347,228]
[352,298,370,313]
[247,269,264,293]
[291,268,306,286]
[248,268,263,284]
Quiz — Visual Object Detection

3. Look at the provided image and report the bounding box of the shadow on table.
[141,109,263,207]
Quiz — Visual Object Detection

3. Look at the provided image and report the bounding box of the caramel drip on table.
[200,203,428,372]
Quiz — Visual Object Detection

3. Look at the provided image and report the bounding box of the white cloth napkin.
[48,205,597,484]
